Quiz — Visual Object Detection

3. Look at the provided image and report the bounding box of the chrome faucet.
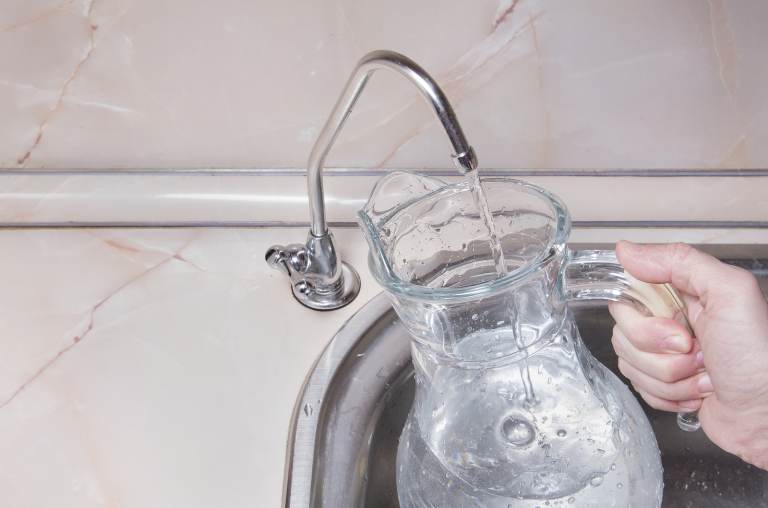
[266,50,477,310]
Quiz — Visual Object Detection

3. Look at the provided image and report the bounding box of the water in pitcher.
[394,173,663,507]
[397,352,662,506]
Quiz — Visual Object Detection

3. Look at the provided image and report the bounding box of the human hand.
[609,241,768,470]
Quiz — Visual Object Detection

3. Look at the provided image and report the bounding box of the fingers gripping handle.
[564,249,701,432]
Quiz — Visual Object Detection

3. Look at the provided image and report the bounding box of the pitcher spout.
[357,171,449,287]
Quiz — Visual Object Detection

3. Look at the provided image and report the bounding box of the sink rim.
[283,293,394,508]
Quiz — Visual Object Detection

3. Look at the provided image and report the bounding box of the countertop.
[0,227,379,507]
[0,222,764,507]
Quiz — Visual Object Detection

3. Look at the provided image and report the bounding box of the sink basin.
[285,275,768,507]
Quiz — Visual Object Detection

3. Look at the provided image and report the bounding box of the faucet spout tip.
[453,146,478,174]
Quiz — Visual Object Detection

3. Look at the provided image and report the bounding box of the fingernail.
[680,399,701,410]
[698,374,714,394]
[695,351,705,369]
[664,335,689,353]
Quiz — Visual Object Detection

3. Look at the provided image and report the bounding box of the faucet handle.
[266,232,361,311]
[266,243,309,275]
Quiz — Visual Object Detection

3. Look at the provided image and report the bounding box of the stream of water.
[467,171,536,403]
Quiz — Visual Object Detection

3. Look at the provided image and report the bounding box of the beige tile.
[1,1,767,170]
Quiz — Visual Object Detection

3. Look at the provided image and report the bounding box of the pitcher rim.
[358,176,572,302]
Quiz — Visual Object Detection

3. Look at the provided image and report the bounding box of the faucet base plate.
[292,262,361,311]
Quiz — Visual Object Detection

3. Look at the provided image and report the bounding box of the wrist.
[701,401,768,470]
[730,411,768,471]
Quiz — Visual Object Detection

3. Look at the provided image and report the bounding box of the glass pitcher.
[358,172,693,507]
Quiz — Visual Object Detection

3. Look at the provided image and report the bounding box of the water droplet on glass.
[617,482,623,489]
[557,429,567,438]
[568,497,575,504]
[610,463,616,471]
[590,474,603,486]
[471,313,479,321]
[501,416,535,447]
[303,403,313,417]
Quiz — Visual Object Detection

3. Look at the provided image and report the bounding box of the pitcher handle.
[564,249,700,432]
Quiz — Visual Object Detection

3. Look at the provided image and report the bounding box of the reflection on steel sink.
[284,294,768,507]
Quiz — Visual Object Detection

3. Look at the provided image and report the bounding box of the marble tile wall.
[1,0,766,170]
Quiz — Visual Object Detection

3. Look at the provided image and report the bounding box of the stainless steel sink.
[284,262,768,508]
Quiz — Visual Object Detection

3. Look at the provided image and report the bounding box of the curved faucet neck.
[307,50,477,237]
[267,50,477,311]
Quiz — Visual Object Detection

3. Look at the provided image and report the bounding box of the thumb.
[615,241,728,299]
